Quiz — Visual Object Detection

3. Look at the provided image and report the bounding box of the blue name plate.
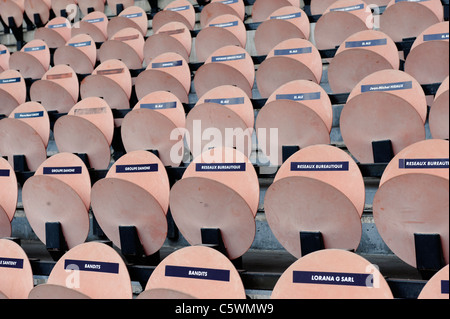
[196,163,246,172]
[0,50,7,55]
[69,41,92,48]
[423,33,449,41]
[168,5,190,11]
[270,12,302,20]
[165,265,230,282]
[291,161,349,171]
[0,257,24,269]
[0,169,10,177]
[398,158,449,169]
[43,166,82,175]
[48,23,67,29]
[293,270,373,287]
[152,60,183,68]
[86,17,104,23]
[209,21,238,28]
[330,3,364,11]
[0,77,21,84]
[395,0,429,3]
[24,45,46,52]
[141,101,177,110]
[14,111,44,119]
[345,38,387,48]
[204,97,245,105]
[211,53,245,62]
[274,47,312,56]
[442,280,449,294]
[276,92,321,101]
[116,164,158,173]
[361,81,412,92]
[123,12,143,18]
[64,259,119,274]
[220,0,238,4]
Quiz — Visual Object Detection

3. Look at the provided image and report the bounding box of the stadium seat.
[30,64,79,113]
[0,238,34,299]
[38,241,133,298]
[328,30,400,94]
[169,147,258,260]
[98,27,145,70]
[206,14,247,48]
[0,0,24,28]
[53,98,113,170]
[153,6,193,32]
[212,0,246,21]
[141,245,247,299]
[91,150,170,257]
[314,0,373,50]
[0,69,26,116]
[251,0,293,23]
[196,84,255,131]
[24,0,51,26]
[9,39,50,80]
[120,91,186,167]
[418,264,449,299]
[0,157,18,224]
[194,25,242,62]
[0,116,47,172]
[404,21,449,85]
[193,62,252,99]
[107,5,148,38]
[22,152,91,249]
[255,79,333,166]
[0,205,11,238]
[264,145,364,258]
[340,69,427,163]
[72,11,108,43]
[185,101,252,159]
[429,76,449,140]
[199,1,241,27]
[204,45,255,90]
[34,16,72,49]
[271,249,393,298]
[373,139,449,269]
[9,101,50,148]
[155,21,192,57]
[380,0,444,43]
[0,45,10,73]
[80,58,132,113]
[143,33,190,68]
[255,38,322,98]
[309,0,339,15]
[146,52,191,95]
[163,0,196,30]
[53,33,97,75]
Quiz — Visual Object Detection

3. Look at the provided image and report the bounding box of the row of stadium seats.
[1,238,448,299]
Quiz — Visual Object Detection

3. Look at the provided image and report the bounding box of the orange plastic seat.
[34,16,72,49]
[53,33,97,75]
[91,150,170,257]
[121,91,186,167]
[72,11,108,43]
[22,153,91,248]
[340,69,427,163]
[0,157,18,223]
[373,139,449,268]
[251,0,292,23]
[0,0,24,28]
[9,39,50,80]
[0,238,34,299]
[169,147,258,260]
[143,33,189,68]
[164,0,196,30]
[107,5,148,38]
[271,249,393,299]
[314,0,373,50]
[0,69,26,116]
[24,0,51,26]
[155,21,192,57]
[43,242,133,299]
[380,0,444,42]
[142,246,246,298]
[0,45,10,73]
[418,265,449,299]
[328,30,400,94]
